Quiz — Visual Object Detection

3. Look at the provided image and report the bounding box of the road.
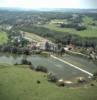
[51,55,93,76]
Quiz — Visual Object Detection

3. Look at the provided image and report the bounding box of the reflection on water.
[0,53,97,80]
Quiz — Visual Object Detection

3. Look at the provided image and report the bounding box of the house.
[36,40,57,51]
[36,41,47,50]
[0,24,12,31]
[40,41,48,50]
[64,44,75,51]
[27,42,37,50]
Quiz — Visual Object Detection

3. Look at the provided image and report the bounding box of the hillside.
[0,64,97,100]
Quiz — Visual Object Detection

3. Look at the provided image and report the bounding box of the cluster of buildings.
[27,40,58,52]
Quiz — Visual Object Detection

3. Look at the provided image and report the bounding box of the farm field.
[41,17,97,37]
[0,64,97,100]
[24,32,49,42]
[43,24,97,37]
[0,31,8,44]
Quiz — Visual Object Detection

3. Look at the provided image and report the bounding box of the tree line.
[17,25,97,49]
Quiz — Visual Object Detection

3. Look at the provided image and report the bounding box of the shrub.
[47,72,58,83]
[21,59,32,65]
[37,80,41,84]
[90,83,95,86]
[23,49,30,55]
[93,72,97,77]
[35,65,48,73]
[77,77,86,83]
[92,72,97,80]
[56,80,65,87]
[29,64,35,70]
[33,50,41,54]
[40,52,50,57]
[76,26,87,31]
[14,63,18,65]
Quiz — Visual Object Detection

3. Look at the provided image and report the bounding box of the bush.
[37,80,41,84]
[29,64,35,70]
[40,52,50,57]
[93,72,97,77]
[90,83,95,86]
[56,80,65,87]
[77,77,86,83]
[14,63,18,65]
[32,50,41,54]
[92,72,97,80]
[23,49,30,55]
[21,59,32,65]
[47,72,58,83]
[76,26,87,31]
[35,65,48,73]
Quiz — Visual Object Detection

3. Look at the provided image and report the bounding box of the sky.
[0,0,97,9]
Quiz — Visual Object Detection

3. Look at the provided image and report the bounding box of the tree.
[45,41,50,51]
[47,72,58,83]
[35,65,48,73]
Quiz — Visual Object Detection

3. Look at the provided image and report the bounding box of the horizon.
[0,7,97,10]
[0,0,97,9]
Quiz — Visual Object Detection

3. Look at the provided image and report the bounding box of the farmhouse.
[64,44,75,51]
[36,40,57,51]
[27,42,37,50]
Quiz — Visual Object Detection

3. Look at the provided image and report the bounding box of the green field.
[42,23,97,37]
[0,31,8,44]
[24,31,49,42]
[41,17,97,37]
[0,64,97,100]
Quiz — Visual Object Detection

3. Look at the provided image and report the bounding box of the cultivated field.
[41,17,97,37]
[0,31,8,44]
[24,32,49,42]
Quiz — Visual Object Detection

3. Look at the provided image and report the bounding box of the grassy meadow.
[41,16,97,37]
[0,64,97,100]
[0,31,8,44]
[24,32,48,42]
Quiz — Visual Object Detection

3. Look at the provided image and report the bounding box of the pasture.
[0,31,8,44]
[41,17,97,37]
[0,64,97,100]
[24,32,49,42]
